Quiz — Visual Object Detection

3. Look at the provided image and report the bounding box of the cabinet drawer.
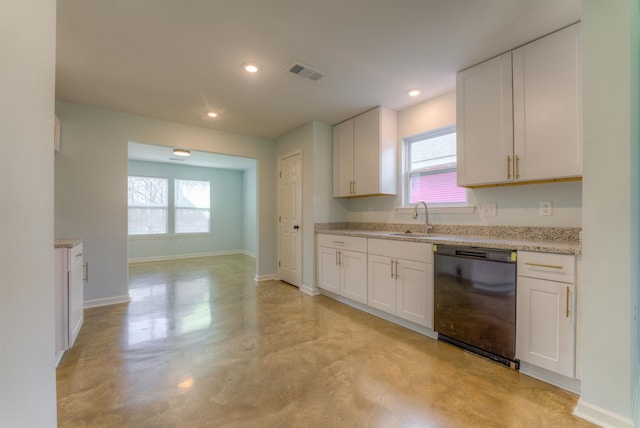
[517,251,575,283]
[68,243,84,271]
[317,234,367,253]
[368,239,432,263]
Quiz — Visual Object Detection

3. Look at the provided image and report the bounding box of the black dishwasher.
[434,244,518,368]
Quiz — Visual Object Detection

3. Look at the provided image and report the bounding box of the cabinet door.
[516,276,575,377]
[513,24,581,181]
[332,119,354,197]
[68,257,84,347]
[396,259,433,328]
[340,250,367,304]
[353,107,397,196]
[353,108,380,196]
[318,246,340,294]
[54,249,68,357]
[367,254,396,314]
[456,52,514,186]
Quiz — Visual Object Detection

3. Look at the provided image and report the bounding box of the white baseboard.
[574,398,635,428]
[84,294,131,308]
[299,284,320,296]
[128,250,254,263]
[518,362,581,394]
[255,274,278,282]
[55,350,65,367]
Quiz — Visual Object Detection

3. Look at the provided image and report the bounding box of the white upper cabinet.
[333,106,397,197]
[456,52,514,186]
[457,23,581,187]
[512,24,582,181]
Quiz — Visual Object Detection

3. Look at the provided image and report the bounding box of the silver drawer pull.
[332,241,345,246]
[524,262,563,270]
[76,252,83,257]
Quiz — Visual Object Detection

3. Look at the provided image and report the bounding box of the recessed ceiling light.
[207,112,218,118]
[173,149,191,157]
[242,62,260,73]
[408,89,421,97]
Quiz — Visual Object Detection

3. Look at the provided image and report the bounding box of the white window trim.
[396,205,476,215]
[128,232,215,240]
[401,125,475,214]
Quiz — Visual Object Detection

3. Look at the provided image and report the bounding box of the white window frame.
[174,179,211,234]
[127,176,213,237]
[127,175,169,235]
[400,125,475,214]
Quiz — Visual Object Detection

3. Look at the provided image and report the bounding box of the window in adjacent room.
[128,176,168,235]
[174,179,211,234]
[405,125,467,205]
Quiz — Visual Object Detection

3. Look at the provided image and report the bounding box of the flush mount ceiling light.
[242,62,261,73]
[172,148,191,157]
[408,89,421,97]
[207,112,218,118]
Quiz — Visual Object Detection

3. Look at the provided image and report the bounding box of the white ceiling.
[128,142,256,170]
[56,0,580,141]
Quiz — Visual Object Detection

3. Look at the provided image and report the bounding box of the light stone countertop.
[315,224,581,255]
[54,238,83,249]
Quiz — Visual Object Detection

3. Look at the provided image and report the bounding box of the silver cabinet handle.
[394,260,399,279]
[566,286,570,318]
[390,259,394,279]
[83,262,89,282]
[335,251,339,266]
[525,262,563,270]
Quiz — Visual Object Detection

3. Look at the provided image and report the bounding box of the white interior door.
[278,152,302,286]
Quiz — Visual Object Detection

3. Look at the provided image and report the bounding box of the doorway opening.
[126,141,258,274]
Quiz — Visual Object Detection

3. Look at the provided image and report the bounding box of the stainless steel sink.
[387,232,431,237]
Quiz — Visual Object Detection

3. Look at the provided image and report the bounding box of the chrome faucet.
[413,200,432,234]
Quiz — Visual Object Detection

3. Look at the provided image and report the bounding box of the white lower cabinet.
[54,241,85,364]
[516,251,576,378]
[367,239,433,328]
[317,235,367,304]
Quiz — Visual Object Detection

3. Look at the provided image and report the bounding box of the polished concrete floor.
[57,254,595,427]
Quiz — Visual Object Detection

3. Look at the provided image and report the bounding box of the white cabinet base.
[54,241,84,365]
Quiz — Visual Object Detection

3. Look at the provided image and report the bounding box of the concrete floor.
[56,254,595,427]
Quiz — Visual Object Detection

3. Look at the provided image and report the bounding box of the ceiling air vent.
[287,62,324,82]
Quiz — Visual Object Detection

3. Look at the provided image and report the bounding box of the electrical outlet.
[480,203,497,217]
[540,201,553,216]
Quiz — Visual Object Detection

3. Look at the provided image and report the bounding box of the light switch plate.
[480,203,497,217]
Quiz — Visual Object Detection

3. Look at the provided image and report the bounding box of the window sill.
[396,205,476,215]
[128,233,214,240]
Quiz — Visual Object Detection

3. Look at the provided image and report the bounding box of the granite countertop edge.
[54,238,83,249]
[316,229,581,255]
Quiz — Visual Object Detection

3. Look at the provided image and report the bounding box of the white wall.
[243,166,257,256]
[127,160,247,261]
[0,0,58,426]
[347,90,583,227]
[55,102,276,304]
[576,1,640,427]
